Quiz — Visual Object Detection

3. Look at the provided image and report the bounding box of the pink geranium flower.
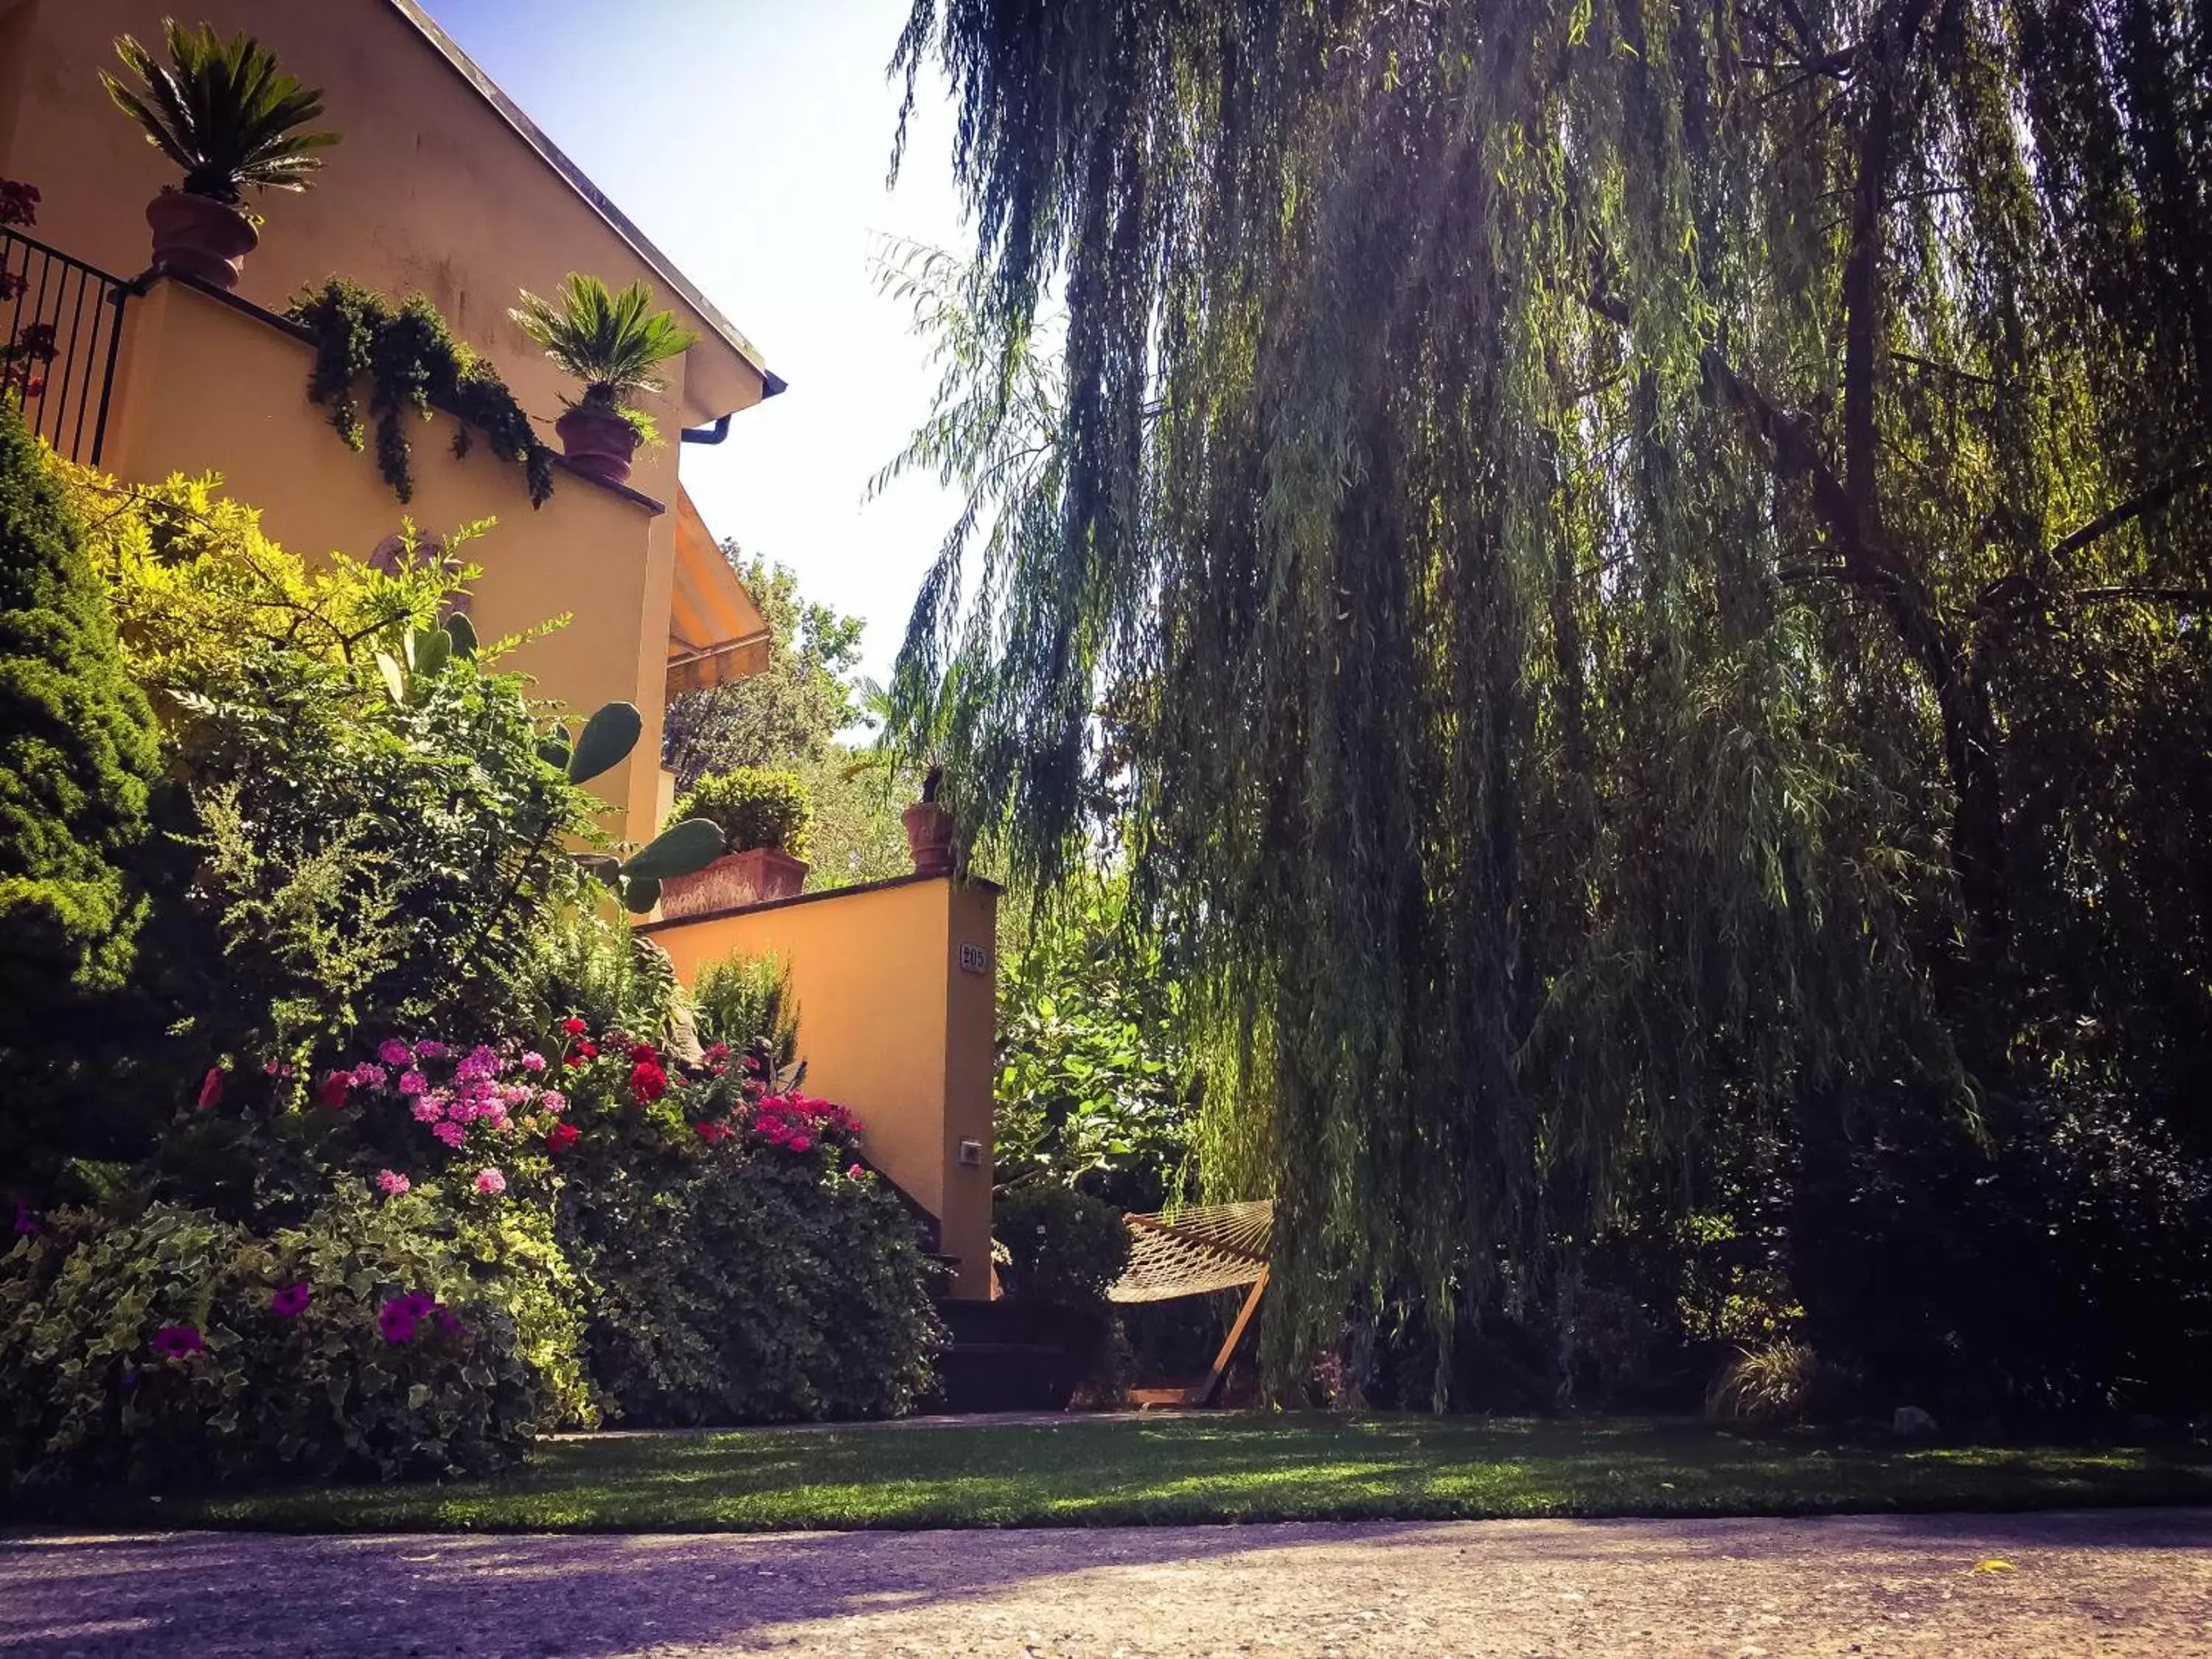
[397,1070,428,1097]
[415,1040,448,1060]
[375,1169,411,1196]
[474,1167,507,1195]
[377,1038,412,1067]
[432,1121,467,1147]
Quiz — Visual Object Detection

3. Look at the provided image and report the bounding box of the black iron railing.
[1,227,134,466]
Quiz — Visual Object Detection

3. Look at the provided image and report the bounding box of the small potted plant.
[904,765,956,877]
[660,768,813,918]
[102,21,340,291]
[511,274,695,486]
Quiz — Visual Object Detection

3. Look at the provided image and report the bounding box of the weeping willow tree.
[882,0,2212,1395]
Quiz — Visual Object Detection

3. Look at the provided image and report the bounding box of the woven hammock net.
[1107,1200,1273,1304]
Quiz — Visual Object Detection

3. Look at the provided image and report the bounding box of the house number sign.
[958,942,989,974]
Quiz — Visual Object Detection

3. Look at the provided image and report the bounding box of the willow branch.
[2044,458,2212,569]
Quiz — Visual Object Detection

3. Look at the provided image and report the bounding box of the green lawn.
[13,1415,2211,1534]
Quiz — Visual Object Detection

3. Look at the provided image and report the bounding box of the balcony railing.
[2,228,134,467]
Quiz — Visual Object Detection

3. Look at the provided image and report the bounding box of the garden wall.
[643,874,1000,1300]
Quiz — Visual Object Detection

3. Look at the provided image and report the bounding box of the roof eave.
[386,0,784,405]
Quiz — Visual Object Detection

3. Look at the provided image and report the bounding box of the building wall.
[645,877,1001,1300]
[0,0,767,458]
[106,278,670,833]
[0,0,776,837]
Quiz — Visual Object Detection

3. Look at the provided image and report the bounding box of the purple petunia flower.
[151,1324,204,1360]
[378,1299,420,1344]
[13,1201,38,1237]
[270,1282,312,1318]
[402,1291,437,1319]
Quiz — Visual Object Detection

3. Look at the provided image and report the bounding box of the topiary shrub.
[993,1185,1131,1307]
[0,404,162,1023]
[669,768,813,862]
[563,1152,944,1425]
[0,1183,549,1492]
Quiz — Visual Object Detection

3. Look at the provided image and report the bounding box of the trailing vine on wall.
[291,276,555,508]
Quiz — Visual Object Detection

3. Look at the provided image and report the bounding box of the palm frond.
[510,274,697,407]
[102,20,338,204]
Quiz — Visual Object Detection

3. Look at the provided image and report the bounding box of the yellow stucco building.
[0,0,995,1295]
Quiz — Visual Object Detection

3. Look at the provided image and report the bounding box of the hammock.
[1107,1200,1273,1407]
[1108,1200,1273,1304]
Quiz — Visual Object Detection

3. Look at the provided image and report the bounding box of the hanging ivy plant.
[291,276,555,507]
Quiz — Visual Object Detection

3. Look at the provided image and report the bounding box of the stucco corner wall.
[645,877,1000,1300]
[102,276,672,837]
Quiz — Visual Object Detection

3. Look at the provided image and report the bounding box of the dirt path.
[4,1508,2207,1658]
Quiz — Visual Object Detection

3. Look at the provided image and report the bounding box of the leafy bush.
[565,1154,945,1425]
[670,768,813,861]
[995,880,1196,1211]
[0,406,162,1018]
[1793,1084,2212,1424]
[527,901,684,1044]
[993,1186,1130,1307]
[690,950,799,1064]
[0,1185,546,1491]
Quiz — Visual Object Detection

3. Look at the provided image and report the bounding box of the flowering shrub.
[0,1186,546,1491]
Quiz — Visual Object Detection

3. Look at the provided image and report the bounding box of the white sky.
[425,0,970,685]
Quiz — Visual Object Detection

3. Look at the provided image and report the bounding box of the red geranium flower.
[545,1121,580,1154]
[565,1040,598,1067]
[195,1067,224,1110]
[628,1059,668,1103]
[561,1017,588,1036]
[630,1041,659,1063]
[694,1120,731,1143]
[314,1070,352,1109]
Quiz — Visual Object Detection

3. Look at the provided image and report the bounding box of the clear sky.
[422,0,968,685]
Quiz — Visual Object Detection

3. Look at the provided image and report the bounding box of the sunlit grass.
[13,1415,2209,1534]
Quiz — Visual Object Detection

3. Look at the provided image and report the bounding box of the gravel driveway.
[4,1508,2207,1658]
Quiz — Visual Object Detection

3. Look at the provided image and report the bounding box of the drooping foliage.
[888,0,2212,1397]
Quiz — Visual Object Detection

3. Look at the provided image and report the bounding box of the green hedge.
[565,1155,945,1425]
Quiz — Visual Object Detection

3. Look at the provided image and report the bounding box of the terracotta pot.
[554,405,641,486]
[657,847,808,919]
[902,801,956,877]
[145,192,257,290]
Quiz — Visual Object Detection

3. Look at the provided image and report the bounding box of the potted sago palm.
[659,768,813,918]
[903,765,956,877]
[510,274,696,486]
[102,21,339,291]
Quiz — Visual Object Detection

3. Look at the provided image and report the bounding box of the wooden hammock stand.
[1107,1200,1272,1408]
